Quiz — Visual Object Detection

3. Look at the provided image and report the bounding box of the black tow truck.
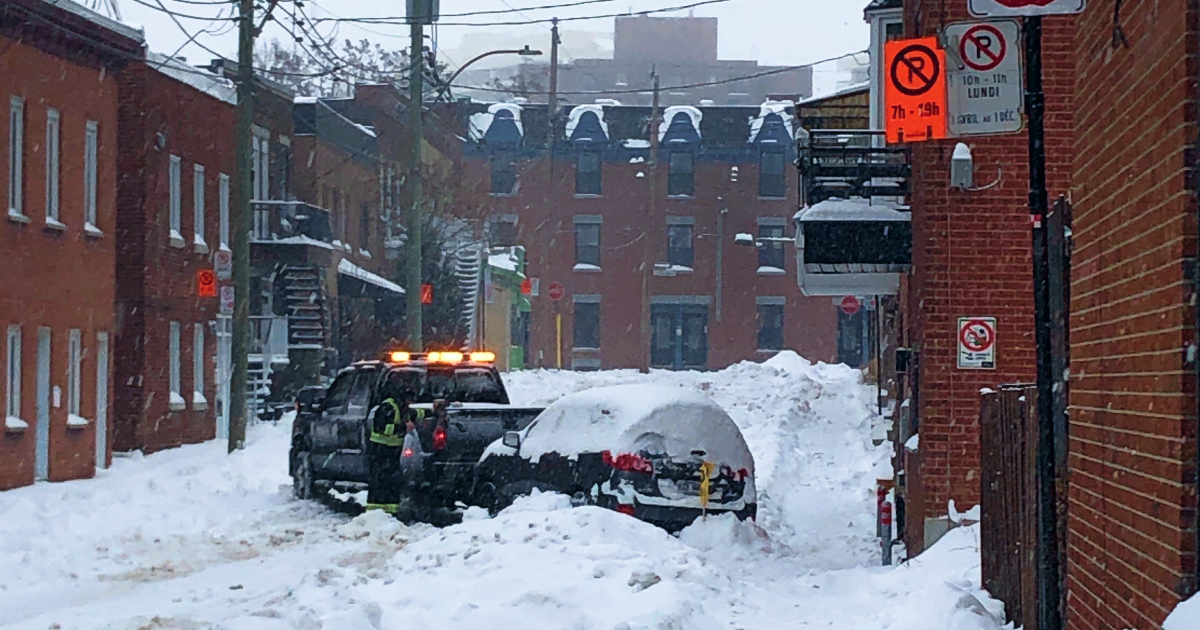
[289,351,544,520]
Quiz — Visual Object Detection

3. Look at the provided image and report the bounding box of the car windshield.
[385,367,508,404]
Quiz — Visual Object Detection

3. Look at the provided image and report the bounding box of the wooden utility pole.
[229,0,255,453]
[405,19,425,351]
[639,69,660,373]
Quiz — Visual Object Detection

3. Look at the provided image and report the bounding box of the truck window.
[323,372,355,414]
[346,369,376,417]
[383,367,507,404]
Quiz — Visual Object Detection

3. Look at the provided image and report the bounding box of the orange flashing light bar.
[389,351,411,363]
[428,351,464,363]
[469,351,496,363]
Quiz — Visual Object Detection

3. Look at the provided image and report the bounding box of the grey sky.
[110,0,869,89]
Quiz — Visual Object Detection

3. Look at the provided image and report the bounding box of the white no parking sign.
[958,317,997,369]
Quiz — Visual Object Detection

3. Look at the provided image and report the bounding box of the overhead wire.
[311,0,734,27]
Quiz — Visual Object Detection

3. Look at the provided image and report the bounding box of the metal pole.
[715,198,724,323]
[1024,16,1061,630]
[639,70,660,373]
[876,295,883,417]
[406,20,425,351]
[548,18,559,147]
[228,0,254,453]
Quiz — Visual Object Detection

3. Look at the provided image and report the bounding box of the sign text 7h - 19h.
[884,37,948,144]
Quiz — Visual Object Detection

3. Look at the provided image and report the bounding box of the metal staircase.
[281,264,328,350]
[455,246,483,347]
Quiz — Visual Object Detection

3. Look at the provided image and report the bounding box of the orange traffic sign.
[885,37,948,144]
[197,269,217,297]
[421,283,434,305]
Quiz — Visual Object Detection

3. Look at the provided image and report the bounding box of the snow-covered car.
[474,384,757,532]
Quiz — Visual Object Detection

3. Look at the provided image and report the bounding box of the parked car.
[289,351,545,519]
[474,384,757,532]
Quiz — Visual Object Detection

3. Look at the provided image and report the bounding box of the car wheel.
[293,451,314,500]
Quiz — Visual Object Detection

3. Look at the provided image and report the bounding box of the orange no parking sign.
[885,37,949,144]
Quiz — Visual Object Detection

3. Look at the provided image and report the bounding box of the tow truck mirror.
[502,431,521,449]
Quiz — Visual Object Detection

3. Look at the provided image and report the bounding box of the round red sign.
[840,295,861,316]
[959,319,996,353]
[547,282,565,301]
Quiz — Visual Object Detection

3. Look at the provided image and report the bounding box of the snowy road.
[0,353,1005,630]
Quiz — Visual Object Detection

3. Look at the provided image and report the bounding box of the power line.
[451,51,861,96]
[312,0,733,27]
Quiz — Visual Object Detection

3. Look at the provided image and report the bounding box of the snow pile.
[517,384,754,472]
[1166,593,1200,630]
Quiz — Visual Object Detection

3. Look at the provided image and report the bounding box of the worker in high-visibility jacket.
[365,387,426,515]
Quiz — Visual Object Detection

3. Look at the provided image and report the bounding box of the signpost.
[956,317,997,369]
[968,0,1085,17]
[884,37,949,144]
[945,20,1023,137]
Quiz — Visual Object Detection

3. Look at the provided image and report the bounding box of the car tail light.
[433,426,447,451]
[600,450,653,474]
[737,468,750,481]
[615,504,636,517]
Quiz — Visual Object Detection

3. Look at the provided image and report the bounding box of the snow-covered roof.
[565,104,609,142]
[659,106,702,142]
[748,100,794,144]
[795,198,911,222]
[796,81,871,107]
[338,258,405,294]
[518,384,754,471]
[147,52,237,106]
[470,103,524,142]
[487,247,523,275]
[42,0,144,42]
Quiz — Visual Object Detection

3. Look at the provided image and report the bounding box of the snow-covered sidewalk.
[0,352,1005,630]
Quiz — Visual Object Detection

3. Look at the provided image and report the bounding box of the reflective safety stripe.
[699,461,715,511]
[365,503,399,514]
[370,399,404,446]
[369,432,404,447]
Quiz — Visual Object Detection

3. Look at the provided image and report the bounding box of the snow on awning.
[566,104,609,142]
[795,198,910,222]
[338,259,405,295]
[749,100,794,143]
[147,52,236,105]
[469,103,524,142]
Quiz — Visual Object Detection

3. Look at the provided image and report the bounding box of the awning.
[338,258,405,296]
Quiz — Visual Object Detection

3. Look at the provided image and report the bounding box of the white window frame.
[168,155,183,246]
[193,323,207,409]
[83,120,99,233]
[218,173,230,250]
[8,96,25,220]
[169,321,183,410]
[45,108,61,227]
[5,325,20,422]
[67,329,82,418]
[193,164,207,252]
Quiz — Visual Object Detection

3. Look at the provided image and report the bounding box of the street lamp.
[445,45,544,89]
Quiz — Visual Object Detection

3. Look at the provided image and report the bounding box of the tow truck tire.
[293,451,314,500]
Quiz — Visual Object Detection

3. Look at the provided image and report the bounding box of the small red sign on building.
[547,282,565,301]
[520,278,532,295]
[421,283,434,305]
[197,270,217,297]
[840,295,861,315]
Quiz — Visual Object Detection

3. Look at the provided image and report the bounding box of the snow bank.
[519,384,754,472]
[1166,593,1200,630]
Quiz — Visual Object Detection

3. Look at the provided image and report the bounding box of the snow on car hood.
[518,384,755,471]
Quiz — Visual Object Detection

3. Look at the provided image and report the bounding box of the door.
[650,304,710,371]
[215,316,232,439]
[95,332,109,469]
[35,327,50,481]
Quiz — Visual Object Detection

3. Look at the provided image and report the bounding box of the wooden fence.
[980,384,1039,630]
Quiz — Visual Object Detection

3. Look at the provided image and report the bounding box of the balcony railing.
[251,200,333,244]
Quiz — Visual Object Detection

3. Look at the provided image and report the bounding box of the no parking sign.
[958,317,997,369]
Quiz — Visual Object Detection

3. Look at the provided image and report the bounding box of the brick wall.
[114,61,236,453]
[900,1,1075,551]
[0,36,124,489]
[1067,1,1199,627]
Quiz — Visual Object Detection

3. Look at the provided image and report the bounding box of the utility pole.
[228,0,255,453]
[639,69,660,373]
[405,19,425,351]
[548,18,559,148]
[535,19,560,368]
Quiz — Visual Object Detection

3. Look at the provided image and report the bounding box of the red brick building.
[0,0,142,489]
[458,101,838,370]
[889,0,1075,552]
[1066,1,1199,626]
[113,54,237,454]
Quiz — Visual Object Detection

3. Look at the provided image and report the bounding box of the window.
[359,202,370,249]
[83,121,98,230]
[5,325,20,421]
[759,150,786,198]
[885,21,905,42]
[322,372,355,415]
[490,216,518,247]
[169,321,183,410]
[251,130,270,200]
[193,323,206,408]
[757,302,784,351]
[573,299,601,349]
[8,96,24,217]
[668,151,694,196]
[45,108,60,225]
[168,155,183,244]
[759,223,786,270]
[667,223,694,268]
[193,164,206,250]
[67,329,81,418]
[574,219,601,268]
[218,173,230,250]
[346,369,376,418]
[490,153,516,194]
[576,151,602,195]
